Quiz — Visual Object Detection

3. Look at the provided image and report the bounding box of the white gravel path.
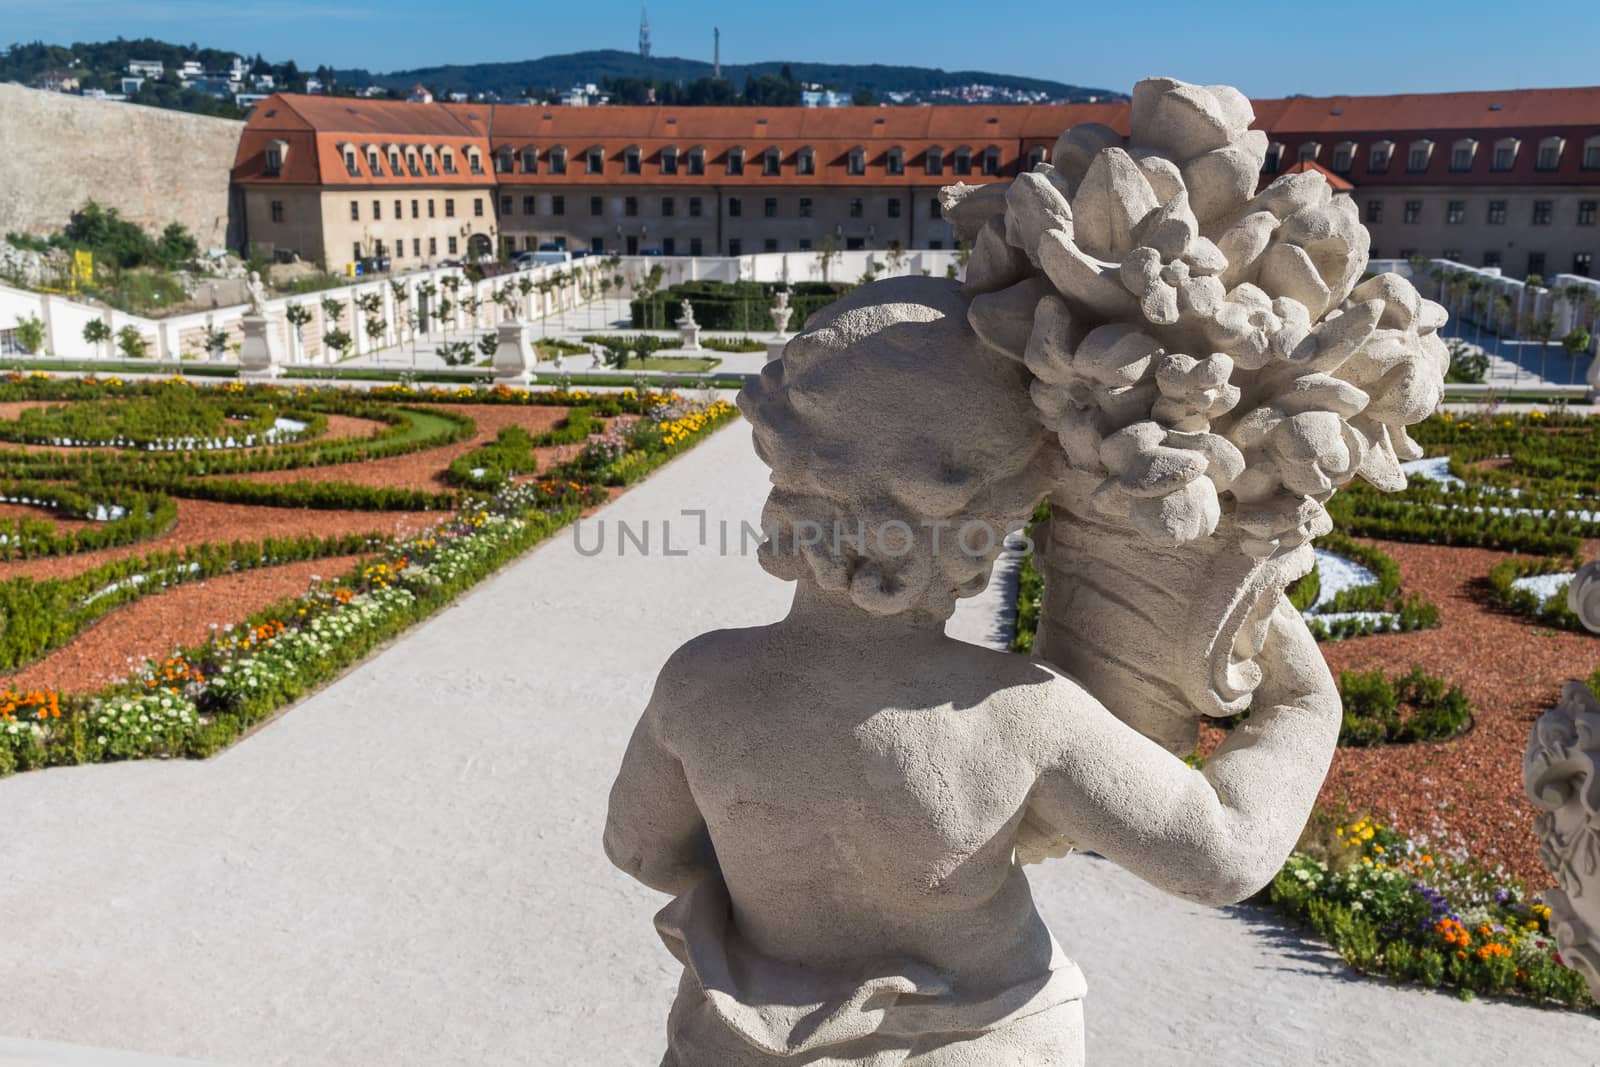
[1,420,1596,1066]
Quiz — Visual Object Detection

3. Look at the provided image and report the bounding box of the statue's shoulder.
[652,625,774,699]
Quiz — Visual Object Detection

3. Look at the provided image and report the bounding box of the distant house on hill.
[32,70,79,93]
[407,84,434,103]
[127,59,164,78]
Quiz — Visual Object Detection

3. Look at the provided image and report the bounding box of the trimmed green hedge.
[1337,667,1473,746]
[0,480,176,559]
[629,280,851,332]
[1485,556,1585,632]
[446,427,539,490]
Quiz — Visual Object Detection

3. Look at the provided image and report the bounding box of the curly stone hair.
[738,276,1056,620]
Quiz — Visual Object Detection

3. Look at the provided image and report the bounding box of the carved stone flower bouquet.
[945,77,1449,753]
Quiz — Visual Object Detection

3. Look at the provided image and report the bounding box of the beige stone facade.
[1356,185,1596,278]
[240,184,499,271]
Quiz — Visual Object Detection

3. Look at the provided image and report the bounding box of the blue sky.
[1,0,1592,98]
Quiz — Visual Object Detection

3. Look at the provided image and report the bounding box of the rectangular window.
[552,195,565,216]
[550,152,567,175]
[442,154,455,175]
[270,200,284,223]
[1483,250,1500,268]
[394,199,403,219]
[525,196,536,215]
[925,150,943,176]
[728,238,742,256]
[591,236,605,253]
[428,237,437,255]
[1580,201,1598,226]
[344,151,359,177]
[1441,248,1461,261]
[727,152,744,176]
[1403,200,1421,224]
[394,239,403,258]
[798,238,812,251]
[1528,251,1546,276]
[797,152,814,176]
[1586,144,1600,170]
[1487,200,1506,224]
[474,198,484,218]
[587,150,603,175]
[1538,145,1560,171]
[1575,252,1593,277]
[625,196,638,217]
[1407,145,1429,172]
[500,196,512,216]
[799,197,813,218]
[763,152,780,177]
[445,199,455,218]
[847,152,864,176]
[887,153,904,176]
[662,197,675,217]
[590,196,602,216]
[350,200,360,221]
[888,198,901,219]
[624,151,640,175]
[981,150,1000,176]
[728,197,742,218]
[1492,146,1515,171]
[688,152,704,176]
[1532,200,1553,225]
[1365,199,1382,224]
[661,237,675,255]
[413,238,420,257]
[373,200,382,221]
[661,152,677,175]
[1449,146,1473,172]
[764,197,777,218]
[689,237,703,256]
[953,152,971,177]
[448,236,458,255]
[689,196,703,218]
[353,242,361,261]
[850,198,864,218]
[929,197,941,220]
[626,235,639,255]
[412,199,420,219]
[427,200,436,218]
[764,238,779,252]
[1369,144,1391,172]
[1446,201,1465,224]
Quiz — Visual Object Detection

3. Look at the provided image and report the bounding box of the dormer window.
[587,146,605,174]
[1298,141,1320,164]
[423,150,438,176]
[981,145,1000,176]
[925,147,943,176]
[886,146,904,175]
[623,146,641,174]
[365,147,383,176]
[763,147,781,176]
[1585,136,1600,170]
[1407,139,1434,173]
[1492,138,1519,172]
[953,146,972,176]
[687,146,705,175]
[522,145,538,173]
[549,145,568,175]
[1331,141,1355,173]
[467,149,484,175]
[660,146,677,175]
[1536,137,1563,171]
[727,147,745,176]
[796,147,814,176]
[1369,140,1393,172]
[1449,138,1476,172]
[1263,142,1284,171]
[406,152,421,178]
[495,147,513,174]
[1025,145,1046,169]
[264,139,287,176]
[440,149,455,175]
[847,147,865,176]
[342,147,360,177]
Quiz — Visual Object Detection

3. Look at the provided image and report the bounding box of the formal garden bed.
[0,372,737,776]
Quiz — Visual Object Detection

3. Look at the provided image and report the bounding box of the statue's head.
[740,276,1055,621]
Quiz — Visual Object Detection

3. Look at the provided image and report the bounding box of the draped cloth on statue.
[655,876,1087,1065]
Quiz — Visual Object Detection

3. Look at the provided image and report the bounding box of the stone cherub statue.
[606,77,1447,1065]
[1525,563,1600,996]
[770,289,794,338]
[245,269,269,317]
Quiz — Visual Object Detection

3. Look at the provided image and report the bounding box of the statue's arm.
[603,672,716,897]
[1029,596,1340,905]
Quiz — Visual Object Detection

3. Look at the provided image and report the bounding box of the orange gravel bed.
[4,554,363,694]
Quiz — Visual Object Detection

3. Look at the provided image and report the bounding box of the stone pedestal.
[492,319,534,382]
[765,338,790,362]
[238,314,284,379]
[678,323,702,351]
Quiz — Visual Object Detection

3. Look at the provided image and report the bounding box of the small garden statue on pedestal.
[677,300,702,352]
[238,270,284,379]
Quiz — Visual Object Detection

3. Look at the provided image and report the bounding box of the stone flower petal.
[1258,243,1333,318]
[1180,132,1267,226]
[1130,77,1249,160]
[1074,324,1164,388]
[963,217,1032,296]
[1004,171,1074,266]
[1038,230,1141,320]
[1071,147,1159,261]
[1050,122,1124,195]
[1023,294,1083,384]
[938,181,1009,243]
[967,276,1054,361]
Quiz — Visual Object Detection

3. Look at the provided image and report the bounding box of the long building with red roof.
[231,87,1600,279]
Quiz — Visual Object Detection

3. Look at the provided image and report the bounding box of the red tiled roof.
[1280,159,1355,191]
